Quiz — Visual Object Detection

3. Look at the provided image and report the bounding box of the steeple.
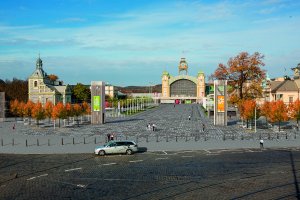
[178,58,188,75]
[36,54,43,70]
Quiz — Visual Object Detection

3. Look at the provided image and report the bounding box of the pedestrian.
[110,133,114,141]
[152,123,156,131]
[188,115,191,120]
[260,139,264,149]
[107,133,111,142]
[147,123,151,131]
[12,124,15,130]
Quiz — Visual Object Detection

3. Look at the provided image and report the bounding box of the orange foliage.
[289,99,300,120]
[260,101,272,121]
[269,100,289,124]
[24,100,35,118]
[239,99,256,120]
[73,104,83,117]
[32,101,45,121]
[10,99,19,117]
[44,101,53,119]
[52,102,66,120]
[47,74,58,81]
[82,101,91,115]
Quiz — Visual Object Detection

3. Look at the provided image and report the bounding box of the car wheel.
[99,150,105,156]
[126,149,133,155]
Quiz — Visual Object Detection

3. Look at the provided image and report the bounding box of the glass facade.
[170,79,196,97]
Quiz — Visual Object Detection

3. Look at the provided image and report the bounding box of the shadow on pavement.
[137,147,147,153]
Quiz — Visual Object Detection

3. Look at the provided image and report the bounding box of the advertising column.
[214,80,227,126]
[91,81,105,124]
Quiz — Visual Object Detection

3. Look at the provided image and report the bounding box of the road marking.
[65,167,82,172]
[155,157,169,160]
[129,160,143,163]
[102,163,117,166]
[204,150,211,153]
[247,149,254,152]
[162,151,168,155]
[27,177,36,181]
[77,184,86,188]
[37,174,48,178]
[181,155,194,158]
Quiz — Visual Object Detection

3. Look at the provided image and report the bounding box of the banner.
[93,96,101,111]
[217,95,225,112]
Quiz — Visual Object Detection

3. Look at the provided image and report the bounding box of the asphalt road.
[1,148,300,200]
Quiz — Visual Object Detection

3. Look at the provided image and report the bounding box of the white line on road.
[27,177,36,181]
[155,157,169,160]
[162,151,168,155]
[77,184,86,188]
[102,163,117,166]
[129,160,143,163]
[181,156,194,158]
[65,167,82,172]
[37,174,48,178]
[204,150,211,154]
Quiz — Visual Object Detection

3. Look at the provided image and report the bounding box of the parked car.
[94,141,138,156]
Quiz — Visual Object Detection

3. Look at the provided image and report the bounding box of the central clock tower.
[178,58,188,75]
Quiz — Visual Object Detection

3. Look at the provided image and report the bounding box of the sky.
[0,0,300,86]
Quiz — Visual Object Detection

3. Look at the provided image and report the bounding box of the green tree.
[72,83,91,102]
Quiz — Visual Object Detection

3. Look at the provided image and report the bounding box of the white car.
[94,141,138,156]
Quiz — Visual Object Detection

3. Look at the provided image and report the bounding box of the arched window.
[34,81,38,87]
[170,79,196,97]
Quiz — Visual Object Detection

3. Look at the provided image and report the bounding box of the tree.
[72,83,91,102]
[260,101,272,127]
[44,101,53,123]
[239,99,257,128]
[10,99,19,120]
[52,102,66,128]
[212,52,265,104]
[269,100,289,132]
[73,104,83,127]
[32,102,45,126]
[289,100,300,130]
[47,74,59,82]
[65,103,73,125]
[17,101,26,120]
[24,100,35,125]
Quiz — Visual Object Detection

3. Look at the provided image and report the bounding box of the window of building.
[34,81,38,87]
[289,96,293,103]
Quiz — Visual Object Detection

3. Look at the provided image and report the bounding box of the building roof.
[270,80,299,93]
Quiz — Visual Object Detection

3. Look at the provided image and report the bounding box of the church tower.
[161,71,170,98]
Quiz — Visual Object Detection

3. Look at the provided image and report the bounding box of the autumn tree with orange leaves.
[211,52,266,105]
[24,100,35,124]
[52,102,66,128]
[32,102,45,126]
[44,101,53,123]
[73,103,83,127]
[47,74,58,82]
[269,100,289,132]
[239,99,257,128]
[10,99,19,121]
[260,101,272,126]
[289,99,300,130]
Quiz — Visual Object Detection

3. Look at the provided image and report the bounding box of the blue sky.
[0,0,299,86]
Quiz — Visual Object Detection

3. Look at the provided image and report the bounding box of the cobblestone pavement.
[1,104,300,154]
[1,148,300,199]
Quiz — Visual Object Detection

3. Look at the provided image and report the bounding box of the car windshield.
[104,141,116,147]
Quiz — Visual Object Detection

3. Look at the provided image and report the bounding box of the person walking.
[110,133,114,141]
[188,115,191,120]
[107,133,111,142]
[260,139,264,149]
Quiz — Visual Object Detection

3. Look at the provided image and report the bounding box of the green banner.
[93,96,101,111]
[185,100,191,104]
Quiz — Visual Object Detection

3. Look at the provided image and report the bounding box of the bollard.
[185,135,188,142]
[48,139,50,146]
[136,135,138,143]
[12,138,14,146]
[26,139,28,147]
[223,134,225,141]
[176,135,178,142]
[62,138,64,145]
[146,135,148,143]
[232,135,234,140]
[73,137,75,145]
[1,138,3,146]
[286,133,288,140]
[94,137,96,144]
[195,135,197,142]
[156,135,159,142]
[205,135,207,141]
[277,133,279,139]
[166,135,168,142]
[37,139,39,146]
[268,133,271,140]
[84,137,86,144]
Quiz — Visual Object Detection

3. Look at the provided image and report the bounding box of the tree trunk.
[278,120,281,132]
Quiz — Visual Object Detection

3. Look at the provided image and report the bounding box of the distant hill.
[116,84,162,94]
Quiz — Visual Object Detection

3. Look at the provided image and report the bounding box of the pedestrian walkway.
[1,104,300,154]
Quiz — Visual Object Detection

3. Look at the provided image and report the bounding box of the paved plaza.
[0,104,300,154]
